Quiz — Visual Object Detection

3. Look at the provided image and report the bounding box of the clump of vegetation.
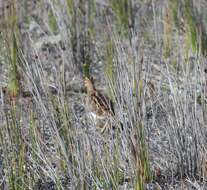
[0,0,207,189]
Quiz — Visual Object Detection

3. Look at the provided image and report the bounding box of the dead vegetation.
[0,0,207,189]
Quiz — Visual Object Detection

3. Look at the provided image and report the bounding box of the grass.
[0,0,207,189]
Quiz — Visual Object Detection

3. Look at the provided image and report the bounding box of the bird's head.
[84,77,96,93]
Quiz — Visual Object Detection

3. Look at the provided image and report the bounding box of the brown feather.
[92,91,114,116]
[84,77,114,118]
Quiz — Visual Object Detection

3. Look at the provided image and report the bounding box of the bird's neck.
[86,83,96,93]
[87,89,96,95]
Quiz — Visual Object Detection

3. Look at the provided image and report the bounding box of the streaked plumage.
[84,77,114,131]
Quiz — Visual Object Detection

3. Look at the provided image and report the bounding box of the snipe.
[84,77,115,132]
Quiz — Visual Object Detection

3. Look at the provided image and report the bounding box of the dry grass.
[0,0,207,190]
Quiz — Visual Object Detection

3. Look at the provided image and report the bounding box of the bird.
[84,77,115,133]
